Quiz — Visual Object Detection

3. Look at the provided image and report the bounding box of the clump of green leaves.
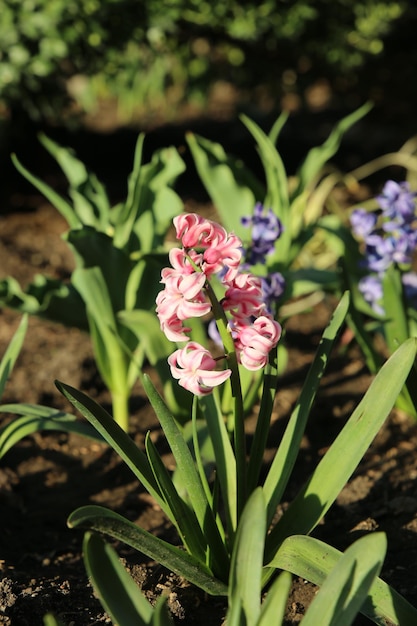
[0,133,187,429]
[57,293,417,625]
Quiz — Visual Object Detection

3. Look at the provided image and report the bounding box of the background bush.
[0,0,414,125]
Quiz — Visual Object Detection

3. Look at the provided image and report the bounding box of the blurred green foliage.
[0,0,409,122]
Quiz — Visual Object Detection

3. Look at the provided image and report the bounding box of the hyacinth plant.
[342,179,417,418]
[53,213,417,625]
[0,133,189,430]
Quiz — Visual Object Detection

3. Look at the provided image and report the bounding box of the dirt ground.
[1,124,417,625]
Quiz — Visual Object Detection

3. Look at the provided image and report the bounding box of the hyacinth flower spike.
[156,212,282,512]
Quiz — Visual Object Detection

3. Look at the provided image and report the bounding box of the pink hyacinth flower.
[168,341,231,395]
[223,273,265,320]
[173,213,243,281]
[235,316,282,371]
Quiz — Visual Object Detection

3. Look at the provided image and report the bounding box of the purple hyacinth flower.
[241,203,284,264]
[350,208,377,240]
[261,272,285,313]
[377,180,416,226]
[358,274,384,315]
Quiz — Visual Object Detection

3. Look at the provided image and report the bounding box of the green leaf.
[145,432,208,561]
[228,488,266,626]
[257,571,292,626]
[382,265,409,352]
[43,613,65,626]
[295,103,373,196]
[266,336,417,557]
[82,531,167,626]
[141,375,230,578]
[269,535,417,625]
[198,393,237,535]
[118,309,191,418]
[72,267,130,393]
[55,381,163,506]
[0,275,87,330]
[263,292,350,526]
[0,405,103,459]
[301,533,386,626]
[114,142,185,252]
[0,314,27,399]
[68,505,227,596]
[11,153,78,228]
[39,133,111,230]
[186,132,259,239]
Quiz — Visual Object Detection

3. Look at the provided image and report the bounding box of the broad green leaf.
[301,533,386,626]
[266,337,417,557]
[186,132,259,239]
[268,535,417,626]
[0,314,27,398]
[228,488,266,626]
[68,505,227,596]
[263,293,350,526]
[67,228,134,312]
[0,405,102,459]
[82,531,168,626]
[240,114,289,216]
[72,267,130,393]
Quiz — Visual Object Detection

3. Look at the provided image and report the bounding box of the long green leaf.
[295,103,373,195]
[0,314,27,398]
[72,267,129,393]
[186,132,258,239]
[228,489,266,626]
[301,533,386,626]
[0,406,102,459]
[145,433,208,561]
[257,571,292,626]
[268,535,417,625]
[240,114,289,217]
[198,393,237,535]
[11,154,78,228]
[266,336,417,557]
[39,134,111,230]
[83,531,156,625]
[68,505,227,596]
[141,375,230,578]
[55,381,163,506]
[263,292,349,525]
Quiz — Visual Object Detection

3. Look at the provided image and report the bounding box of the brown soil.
[1,134,417,626]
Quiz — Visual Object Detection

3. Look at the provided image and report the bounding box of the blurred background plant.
[0,0,415,130]
[0,133,190,429]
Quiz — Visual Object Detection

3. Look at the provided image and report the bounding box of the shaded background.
[1,0,417,200]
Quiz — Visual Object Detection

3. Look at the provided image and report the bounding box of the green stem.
[204,280,247,519]
[111,388,130,432]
